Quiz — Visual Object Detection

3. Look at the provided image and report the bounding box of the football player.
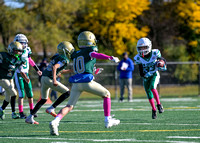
[14,34,42,119]
[0,42,30,119]
[25,41,74,124]
[134,38,167,119]
[49,31,120,136]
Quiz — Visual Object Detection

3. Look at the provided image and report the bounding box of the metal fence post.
[114,65,118,100]
[199,62,200,96]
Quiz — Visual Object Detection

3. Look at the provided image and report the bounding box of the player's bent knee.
[66,104,73,110]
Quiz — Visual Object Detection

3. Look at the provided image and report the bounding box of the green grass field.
[0,97,200,143]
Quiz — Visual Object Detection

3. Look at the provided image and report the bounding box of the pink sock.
[151,89,161,105]
[56,114,63,120]
[149,98,156,111]
[18,105,23,113]
[29,103,34,110]
[103,97,111,116]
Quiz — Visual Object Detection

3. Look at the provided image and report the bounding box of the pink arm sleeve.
[28,57,36,67]
[90,52,112,60]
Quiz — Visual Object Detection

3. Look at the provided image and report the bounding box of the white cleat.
[46,107,57,117]
[104,117,120,128]
[49,120,59,136]
[25,115,39,124]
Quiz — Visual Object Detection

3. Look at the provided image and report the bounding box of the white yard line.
[167,136,200,139]
[0,137,199,143]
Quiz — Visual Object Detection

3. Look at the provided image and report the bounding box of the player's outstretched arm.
[90,52,119,63]
[29,57,42,76]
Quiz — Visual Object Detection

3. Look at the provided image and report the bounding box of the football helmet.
[136,38,152,56]
[57,41,75,58]
[7,41,24,57]
[14,34,28,49]
[78,31,97,48]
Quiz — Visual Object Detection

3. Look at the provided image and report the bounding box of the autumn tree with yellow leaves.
[78,0,150,56]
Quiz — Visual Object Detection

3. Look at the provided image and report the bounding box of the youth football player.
[14,34,42,119]
[134,38,167,119]
[25,41,74,124]
[0,42,29,119]
[49,31,120,136]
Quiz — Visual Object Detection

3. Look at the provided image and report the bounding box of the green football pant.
[143,73,160,99]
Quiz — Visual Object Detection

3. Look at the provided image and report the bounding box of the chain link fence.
[29,62,200,98]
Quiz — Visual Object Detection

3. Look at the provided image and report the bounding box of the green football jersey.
[42,54,69,79]
[134,49,161,75]
[71,46,98,74]
[0,52,24,79]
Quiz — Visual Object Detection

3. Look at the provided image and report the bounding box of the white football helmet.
[14,34,28,49]
[57,41,75,58]
[78,31,97,48]
[136,38,152,56]
[7,41,24,57]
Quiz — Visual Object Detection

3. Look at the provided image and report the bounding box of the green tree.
[0,1,27,49]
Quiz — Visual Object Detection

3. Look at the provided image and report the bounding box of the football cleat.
[30,110,38,118]
[157,104,164,113]
[104,117,120,128]
[25,115,39,124]
[46,107,57,117]
[49,120,59,136]
[152,110,157,119]
[12,112,20,119]
[0,110,5,120]
[19,112,27,119]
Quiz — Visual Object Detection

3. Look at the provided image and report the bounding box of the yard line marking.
[167,136,200,139]
[31,128,200,133]
[0,137,199,143]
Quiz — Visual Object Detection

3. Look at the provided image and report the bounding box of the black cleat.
[157,104,164,113]
[19,112,27,119]
[33,114,38,118]
[119,97,124,102]
[152,110,157,119]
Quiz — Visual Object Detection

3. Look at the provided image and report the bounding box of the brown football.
[157,60,165,67]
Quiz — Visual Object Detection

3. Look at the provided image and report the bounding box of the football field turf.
[0,97,199,143]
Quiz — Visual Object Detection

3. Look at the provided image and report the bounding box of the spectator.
[117,52,134,102]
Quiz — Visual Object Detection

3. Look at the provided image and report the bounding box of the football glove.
[110,56,120,63]
[94,68,104,75]
[157,65,167,71]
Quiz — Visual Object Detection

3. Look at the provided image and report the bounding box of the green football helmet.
[78,31,97,48]
[7,41,24,57]
[57,41,75,58]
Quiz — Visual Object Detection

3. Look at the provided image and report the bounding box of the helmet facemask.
[137,46,151,57]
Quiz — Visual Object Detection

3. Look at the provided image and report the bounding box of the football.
[157,60,165,67]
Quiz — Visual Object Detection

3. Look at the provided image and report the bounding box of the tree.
[77,0,150,56]
[0,1,27,49]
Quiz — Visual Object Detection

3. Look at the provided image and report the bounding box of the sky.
[4,0,24,8]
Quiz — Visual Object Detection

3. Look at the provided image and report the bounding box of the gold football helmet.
[57,41,75,58]
[7,41,24,57]
[78,31,97,48]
